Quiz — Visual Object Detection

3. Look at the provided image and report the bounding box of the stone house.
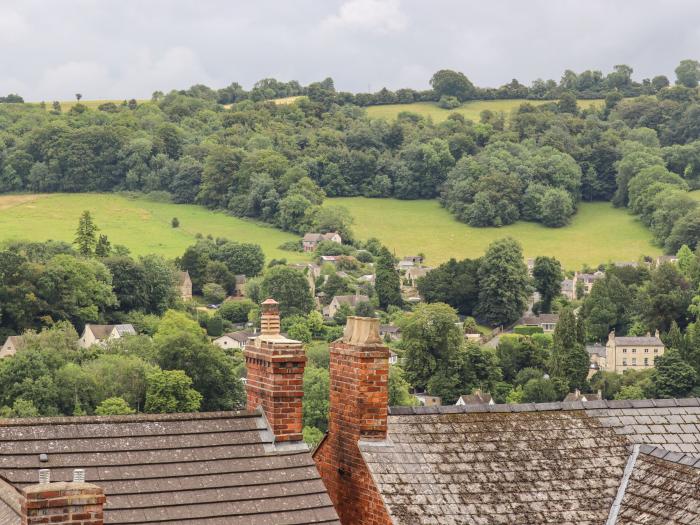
[655,255,679,267]
[379,324,401,341]
[0,336,23,359]
[302,231,342,252]
[586,342,607,377]
[561,278,575,300]
[177,270,192,300]
[325,294,370,318]
[456,389,494,406]
[402,255,423,265]
[564,389,602,402]
[517,313,559,332]
[414,393,442,406]
[404,266,432,287]
[605,330,666,373]
[78,324,136,349]
[233,274,246,297]
[213,331,253,350]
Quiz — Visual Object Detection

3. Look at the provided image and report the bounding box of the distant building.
[379,324,401,341]
[79,324,136,348]
[605,330,665,373]
[358,274,375,285]
[233,275,246,297]
[325,294,370,318]
[320,255,340,264]
[517,313,559,333]
[0,336,23,359]
[414,393,442,406]
[178,271,192,300]
[302,232,342,252]
[456,389,494,406]
[404,266,432,287]
[389,350,399,365]
[574,271,604,295]
[654,255,679,267]
[213,331,253,350]
[402,255,424,265]
[561,278,575,300]
[586,343,607,377]
[526,258,535,276]
[564,389,602,402]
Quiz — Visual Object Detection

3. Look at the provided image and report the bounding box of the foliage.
[144,369,202,413]
[532,256,563,313]
[303,365,330,432]
[95,396,135,415]
[260,266,314,317]
[375,247,402,309]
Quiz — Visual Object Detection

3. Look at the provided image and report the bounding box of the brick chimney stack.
[245,298,306,442]
[314,316,392,525]
[21,481,105,525]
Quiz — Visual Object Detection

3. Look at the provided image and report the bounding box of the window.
[632,348,637,353]
[622,359,627,366]
[644,348,649,353]
[644,358,649,366]
[654,348,659,353]
[623,348,627,353]
[632,358,637,365]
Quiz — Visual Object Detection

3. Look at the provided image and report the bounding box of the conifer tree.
[74,210,99,256]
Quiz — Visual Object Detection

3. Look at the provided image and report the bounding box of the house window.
[654,348,659,353]
[632,358,637,365]
[622,359,627,366]
[622,348,627,353]
[644,358,649,366]
[631,348,636,353]
[644,348,649,353]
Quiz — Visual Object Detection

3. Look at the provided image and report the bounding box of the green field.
[365,99,604,123]
[0,194,305,261]
[30,99,149,111]
[328,197,659,270]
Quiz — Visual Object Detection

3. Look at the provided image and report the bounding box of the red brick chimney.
[313,316,392,525]
[21,480,105,525]
[244,298,306,442]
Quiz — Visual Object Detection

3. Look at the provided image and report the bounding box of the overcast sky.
[2,0,700,101]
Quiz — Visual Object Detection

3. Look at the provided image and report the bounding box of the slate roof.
[613,335,663,346]
[586,343,607,358]
[86,324,136,340]
[616,445,700,524]
[359,399,700,525]
[221,331,254,344]
[519,313,560,325]
[331,294,369,307]
[0,410,339,525]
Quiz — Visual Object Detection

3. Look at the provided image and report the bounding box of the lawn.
[365,99,604,123]
[327,197,660,270]
[0,193,306,262]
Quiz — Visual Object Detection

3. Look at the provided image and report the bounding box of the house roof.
[379,325,400,334]
[234,274,246,284]
[614,336,663,346]
[561,278,574,292]
[85,324,136,340]
[563,390,601,402]
[359,398,700,525]
[518,313,559,325]
[177,270,190,285]
[302,233,324,242]
[457,391,493,405]
[219,331,254,344]
[331,294,369,307]
[586,343,607,358]
[0,410,339,525]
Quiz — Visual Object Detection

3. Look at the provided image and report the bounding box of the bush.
[438,95,461,109]
[278,240,302,252]
[171,217,179,228]
[218,299,255,323]
[206,315,224,337]
[513,325,544,335]
[202,283,226,304]
[95,397,135,416]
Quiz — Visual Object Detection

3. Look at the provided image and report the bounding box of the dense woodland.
[2,62,700,244]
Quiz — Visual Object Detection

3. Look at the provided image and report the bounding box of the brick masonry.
[314,317,393,525]
[21,482,105,525]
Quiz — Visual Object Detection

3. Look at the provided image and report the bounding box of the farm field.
[327,197,660,270]
[0,193,305,262]
[32,99,149,111]
[365,98,604,123]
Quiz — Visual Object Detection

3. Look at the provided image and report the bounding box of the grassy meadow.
[32,100,149,111]
[328,197,659,270]
[0,193,305,261]
[365,99,604,123]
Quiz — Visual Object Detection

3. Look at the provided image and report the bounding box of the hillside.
[327,197,660,269]
[365,99,604,123]
[0,193,305,261]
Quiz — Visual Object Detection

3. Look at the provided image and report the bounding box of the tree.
[388,366,417,406]
[430,70,476,101]
[104,256,148,312]
[75,93,82,101]
[675,59,700,88]
[651,348,697,398]
[375,247,402,309]
[260,266,314,317]
[549,307,589,389]
[203,283,226,304]
[95,397,135,416]
[540,188,575,227]
[145,369,202,413]
[215,241,265,277]
[558,92,578,114]
[74,211,99,256]
[94,235,111,257]
[476,238,529,326]
[522,377,567,403]
[171,217,179,228]
[401,303,462,390]
[417,258,480,315]
[303,366,329,431]
[532,256,563,313]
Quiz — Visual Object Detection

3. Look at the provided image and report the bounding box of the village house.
[302,231,342,252]
[402,255,424,265]
[455,389,494,406]
[0,336,23,359]
[404,265,432,287]
[413,392,442,406]
[177,270,192,300]
[654,254,679,267]
[526,257,535,275]
[517,313,560,333]
[561,277,575,300]
[575,270,604,295]
[78,324,136,349]
[586,342,608,377]
[605,329,666,373]
[324,294,370,318]
[564,389,603,402]
[357,273,375,285]
[379,324,401,341]
[232,274,246,296]
[212,330,253,350]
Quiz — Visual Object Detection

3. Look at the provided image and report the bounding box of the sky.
[2,0,700,101]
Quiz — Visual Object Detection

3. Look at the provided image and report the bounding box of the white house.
[213,331,254,350]
[0,336,23,359]
[456,389,494,406]
[79,324,136,348]
[325,294,370,318]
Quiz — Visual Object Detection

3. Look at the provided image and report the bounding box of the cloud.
[321,0,407,34]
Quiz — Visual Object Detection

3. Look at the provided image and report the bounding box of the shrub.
[438,95,461,109]
[278,240,302,252]
[202,282,226,304]
[95,397,135,416]
[513,325,544,336]
[206,315,224,337]
[218,299,255,323]
[171,217,179,228]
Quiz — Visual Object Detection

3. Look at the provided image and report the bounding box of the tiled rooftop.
[0,410,339,525]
